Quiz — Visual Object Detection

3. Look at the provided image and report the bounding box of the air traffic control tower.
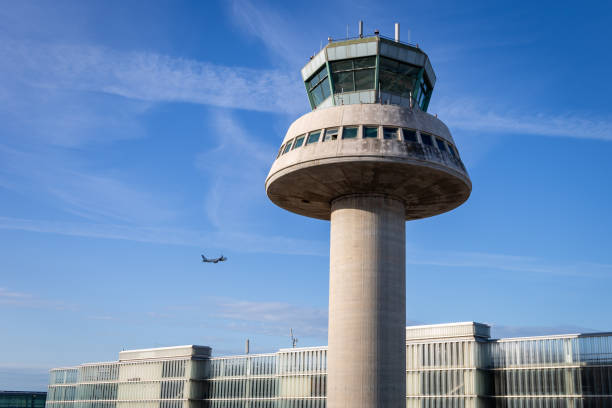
[266,23,471,408]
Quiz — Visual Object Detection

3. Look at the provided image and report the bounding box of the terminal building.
[0,391,46,408]
[45,322,612,408]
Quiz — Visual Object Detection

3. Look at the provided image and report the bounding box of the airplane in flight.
[201,254,227,264]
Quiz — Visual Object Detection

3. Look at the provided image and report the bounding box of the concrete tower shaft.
[328,195,405,408]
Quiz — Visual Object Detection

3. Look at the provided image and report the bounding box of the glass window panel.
[380,71,413,97]
[318,66,328,81]
[292,135,305,149]
[398,63,420,76]
[307,67,331,108]
[306,75,316,91]
[282,140,294,154]
[322,128,338,142]
[307,66,328,91]
[331,57,376,94]
[330,60,353,72]
[383,127,398,140]
[379,57,419,98]
[310,85,325,106]
[333,71,354,93]
[307,131,321,144]
[342,127,358,139]
[421,76,431,94]
[363,126,378,138]
[380,57,399,72]
[320,78,331,99]
[418,78,430,109]
[354,56,376,68]
[354,69,375,91]
[447,143,457,157]
[435,138,447,151]
[420,133,433,146]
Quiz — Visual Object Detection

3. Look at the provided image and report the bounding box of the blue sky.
[1,0,612,391]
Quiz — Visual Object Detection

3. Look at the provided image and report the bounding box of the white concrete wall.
[280,104,454,145]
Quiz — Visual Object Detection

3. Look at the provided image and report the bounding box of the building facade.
[46,346,211,408]
[45,323,612,408]
[0,392,46,408]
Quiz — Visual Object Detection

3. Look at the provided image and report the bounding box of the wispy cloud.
[406,248,612,277]
[0,216,326,256]
[215,299,328,338]
[0,85,149,148]
[0,216,198,246]
[0,287,76,311]
[229,0,313,67]
[88,315,114,321]
[147,311,175,319]
[3,212,609,272]
[193,110,331,257]
[0,144,177,224]
[196,110,274,229]
[0,40,307,116]
[0,287,32,302]
[435,98,612,141]
[0,36,308,232]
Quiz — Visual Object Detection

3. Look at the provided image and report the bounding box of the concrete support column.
[327,194,406,408]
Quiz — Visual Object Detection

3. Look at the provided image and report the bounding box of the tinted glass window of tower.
[307,131,321,144]
[417,76,432,109]
[331,57,375,93]
[420,133,433,146]
[293,135,305,149]
[342,127,358,139]
[363,126,378,138]
[435,138,447,152]
[307,66,331,107]
[323,128,338,141]
[379,57,420,98]
[383,127,399,139]
[403,129,418,142]
[282,140,293,154]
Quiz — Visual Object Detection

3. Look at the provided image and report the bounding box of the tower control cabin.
[265,25,471,408]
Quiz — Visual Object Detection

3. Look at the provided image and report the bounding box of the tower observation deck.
[265,24,471,408]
